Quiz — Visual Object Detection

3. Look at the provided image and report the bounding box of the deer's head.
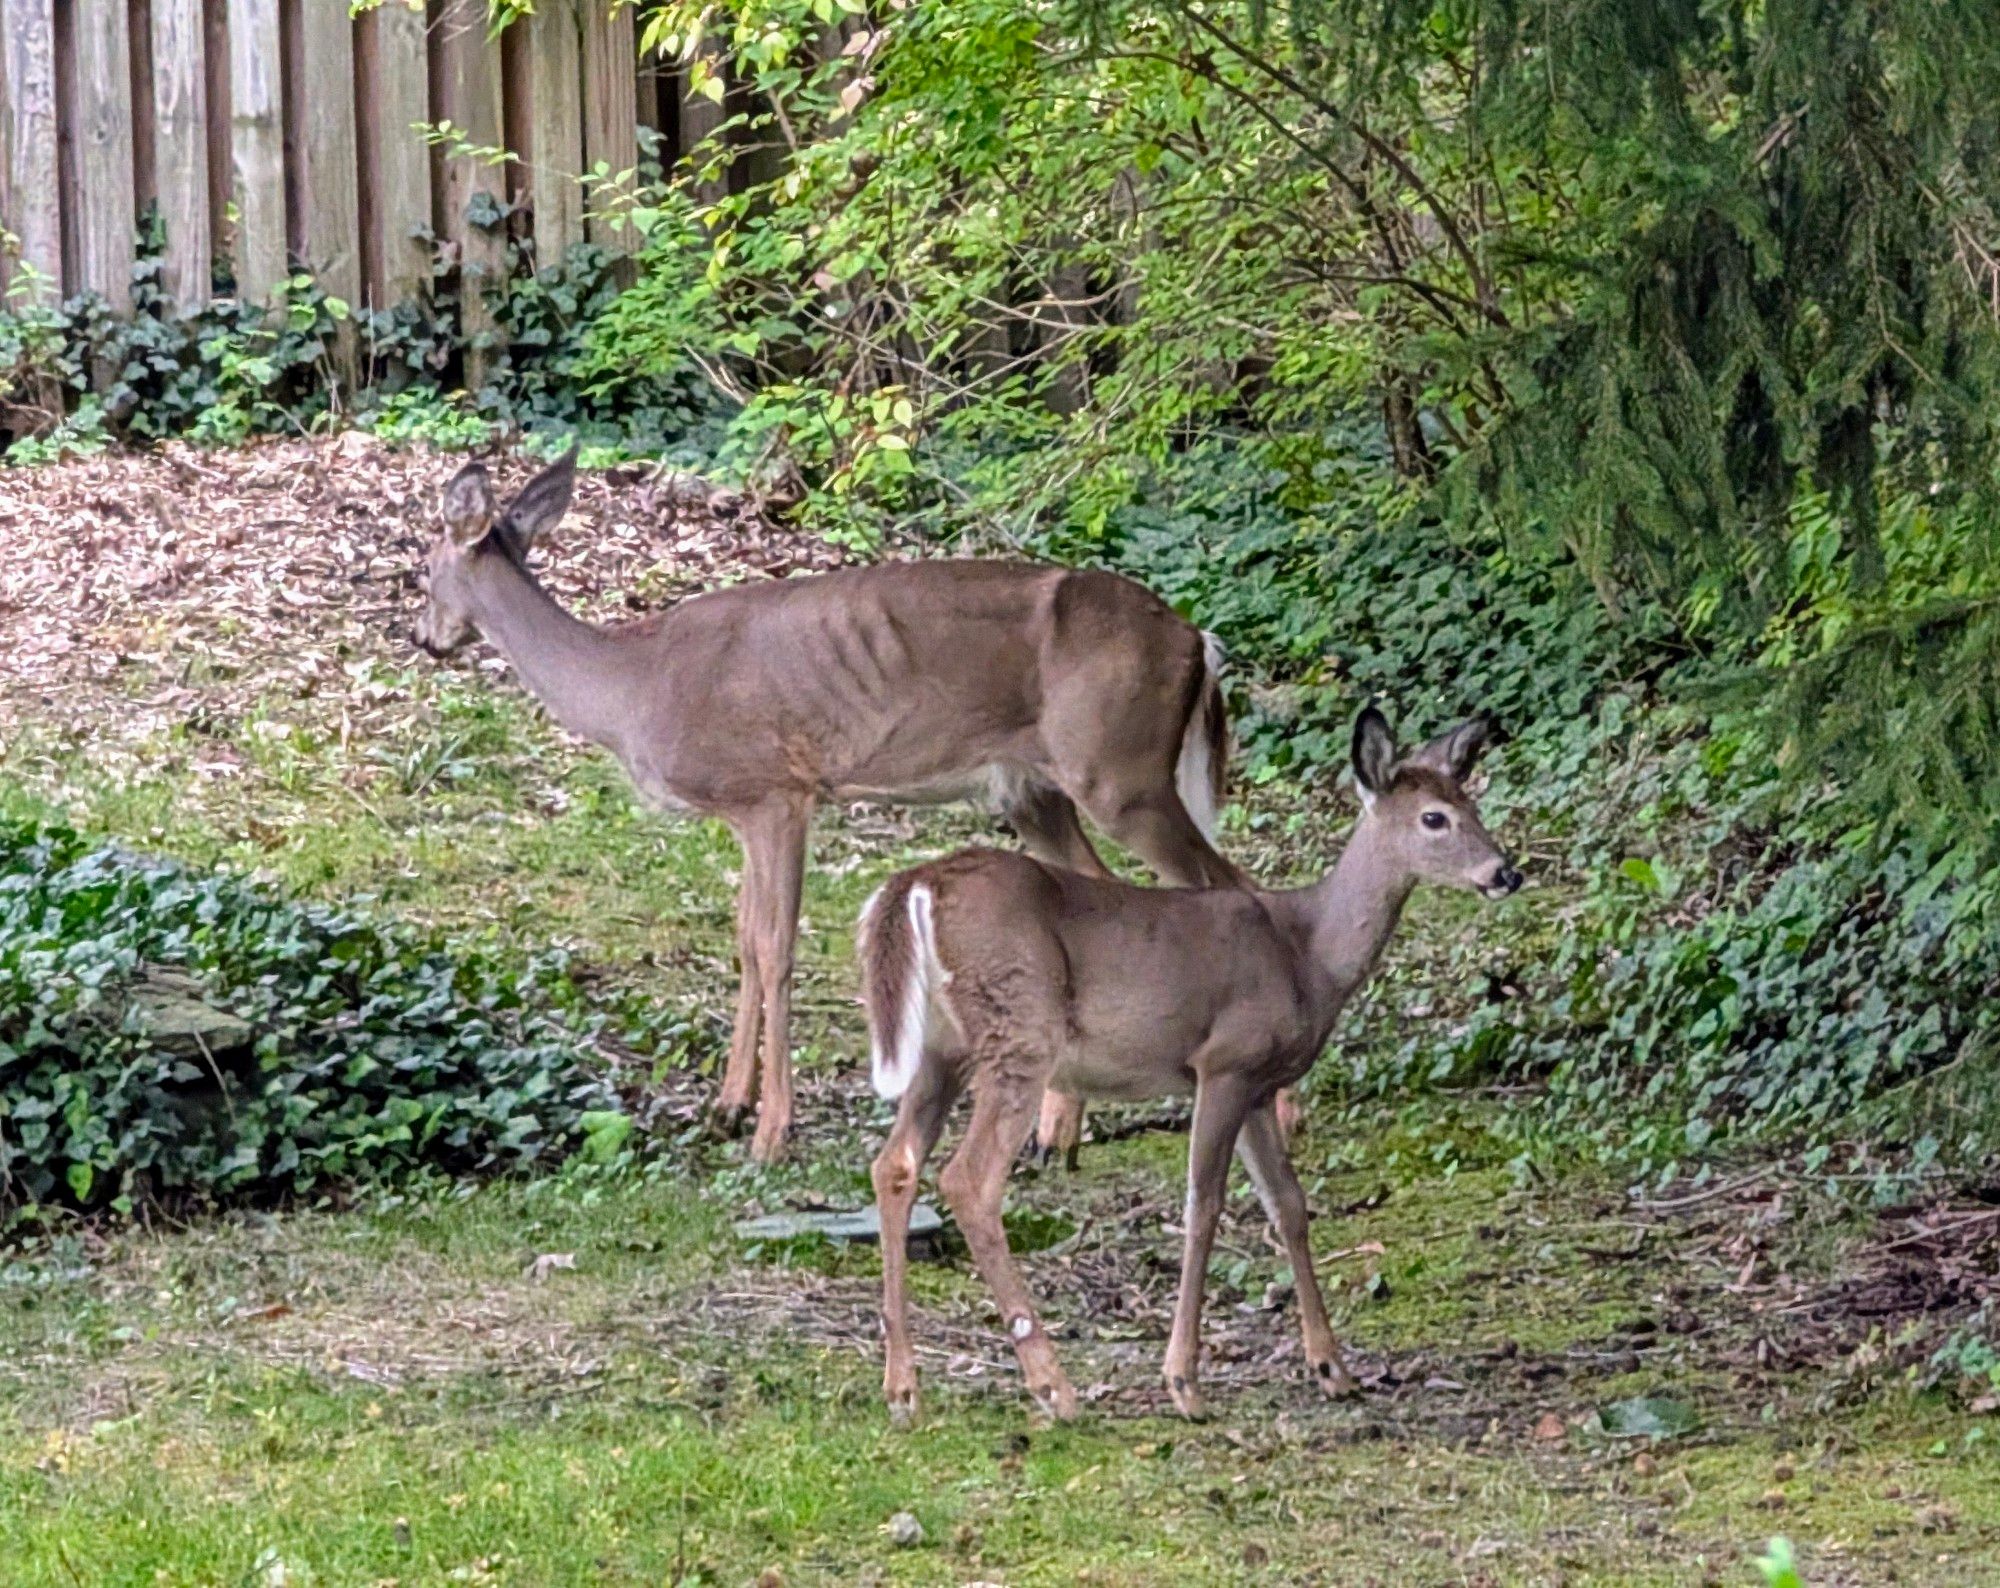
[1350,706,1522,899]
[413,447,578,657]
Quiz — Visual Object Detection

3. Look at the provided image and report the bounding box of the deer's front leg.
[1237,1100,1354,1397]
[1163,1071,1255,1419]
[748,798,810,1166]
[711,833,766,1134]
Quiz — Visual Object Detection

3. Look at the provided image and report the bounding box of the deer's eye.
[1421,811,1450,831]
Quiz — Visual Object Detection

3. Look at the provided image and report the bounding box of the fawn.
[857,706,1521,1421]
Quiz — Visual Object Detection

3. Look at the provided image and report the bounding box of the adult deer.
[410,446,1242,1163]
[859,706,1522,1423]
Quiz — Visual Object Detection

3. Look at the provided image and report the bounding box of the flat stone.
[734,1203,945,1248]
[112,966,254,1058]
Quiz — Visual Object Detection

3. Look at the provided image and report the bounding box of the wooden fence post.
[524,0,585,269]
[355,0,433,311]
[60,0,137,309]
[228,0,287,305]
[0,0,63,304]
[295,0,360,381]
[149,0,212,310]
[432,0,507,386]
[582,0,638,258]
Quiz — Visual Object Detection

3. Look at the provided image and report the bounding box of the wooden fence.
[0,0,716,336]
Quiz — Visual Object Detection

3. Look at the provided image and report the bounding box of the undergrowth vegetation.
[0,217,726,466]
[0,817,626,1226]
[1069,442,2000,1176]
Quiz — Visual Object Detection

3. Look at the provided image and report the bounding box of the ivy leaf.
[1598,1396,1700,1440]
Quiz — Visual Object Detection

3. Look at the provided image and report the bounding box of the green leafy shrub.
[0,818,622,1225]
[1036,436,1663,784]
[1,248,352,461]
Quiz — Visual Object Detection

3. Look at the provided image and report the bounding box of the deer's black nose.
[1496,864,1524,895]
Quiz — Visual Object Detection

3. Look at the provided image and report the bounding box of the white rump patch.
[870,883,945,1101]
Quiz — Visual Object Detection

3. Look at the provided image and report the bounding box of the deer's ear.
[442,461,497,547]
[1411,713,1499,781]
[499,443,579,547]
[1351,706,1398,807]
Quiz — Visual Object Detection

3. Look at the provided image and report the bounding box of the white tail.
[1175,631,1228,841]
[866,883,947,1101]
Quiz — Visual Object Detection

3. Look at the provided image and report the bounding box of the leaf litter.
[0,432,844,760]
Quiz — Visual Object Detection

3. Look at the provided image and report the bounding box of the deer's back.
[916,849,1318,1099]
[618,560,1205,810]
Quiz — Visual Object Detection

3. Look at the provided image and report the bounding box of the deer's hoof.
[886,1388,919,1429]
[1166,1371,1207,1421]
[1311,1358,1359,1399]
[1029,1375,1079,1424]
[1021,1134,1083,1173]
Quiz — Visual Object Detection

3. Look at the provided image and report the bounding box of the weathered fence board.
[0,2,754,362]
[681,46,728,207]
[0,0,63,302]
[202,0,232,268]
[296,0,360,378]
[296,1,359,299]
[131,0,159,219]
[432,0,507,382]
[355,1,432,310]
[149,0,212,308]
[227,0,287,305]
[59,0,137,308]
[523,0,585,268]
[582,1,639,253]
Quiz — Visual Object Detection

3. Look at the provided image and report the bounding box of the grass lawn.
[7,1155,1999,1586]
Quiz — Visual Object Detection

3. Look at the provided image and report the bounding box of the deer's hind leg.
[1030,1087,1086,1172]
[993,773,1104,1172]
[1085,785,1241,890]
[997,773,1113,880]
[874,1049,963,1427]
[747,796,811,1166]
[939,1054,1077,1421]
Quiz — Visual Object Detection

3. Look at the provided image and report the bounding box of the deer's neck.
[467,550,632,753]
[1294,828,1414,1012]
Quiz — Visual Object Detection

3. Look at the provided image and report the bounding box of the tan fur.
[413,451,1245,1163]
[861,708,1522,1423]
